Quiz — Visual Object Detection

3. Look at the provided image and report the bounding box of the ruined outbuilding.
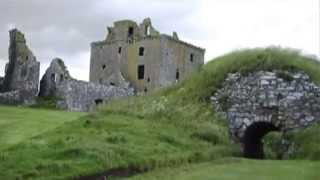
[211,71,320,159]
[90,18,205,92]
[39,58,134,111]
[0,29,40,105]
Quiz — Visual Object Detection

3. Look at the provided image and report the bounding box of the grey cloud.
[0,0,201,65]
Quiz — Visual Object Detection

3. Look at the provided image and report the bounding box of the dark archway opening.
[95,99,103,105]
[243,122,280,159]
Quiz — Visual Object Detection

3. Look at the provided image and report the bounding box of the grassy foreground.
[0,47,320,179]
[128,158,320,180]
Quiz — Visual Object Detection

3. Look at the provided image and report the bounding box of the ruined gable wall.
[90,42,129,88]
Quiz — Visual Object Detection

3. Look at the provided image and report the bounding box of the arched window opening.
[145,25,151,36]
[128,27,134,37]
[51,73,57,83]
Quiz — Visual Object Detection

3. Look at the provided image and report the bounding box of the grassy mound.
[0,47,319,179]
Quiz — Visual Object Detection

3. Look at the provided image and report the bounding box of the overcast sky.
[0,0,319,80]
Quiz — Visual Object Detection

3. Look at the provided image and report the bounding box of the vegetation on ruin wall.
[0,47,320,179]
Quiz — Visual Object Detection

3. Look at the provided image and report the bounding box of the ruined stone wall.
[159,35,204,87]
[211,71,320,143]
[41,58,134,112]
[90,41,129,88]
[55,80,134,112]
[126,37,162,92]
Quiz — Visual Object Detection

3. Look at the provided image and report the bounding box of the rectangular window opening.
[190,53,194,62]
[139,47,145,56]
[118,47,122,54]
[128,27,134,37]
[138,65,145,80]
[176,69,180,81]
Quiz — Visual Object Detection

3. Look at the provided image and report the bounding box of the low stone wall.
[55,80,134,112]
[211,71,320,142]
[0,89,36,105]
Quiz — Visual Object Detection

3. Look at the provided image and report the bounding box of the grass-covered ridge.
[0,47,320,179]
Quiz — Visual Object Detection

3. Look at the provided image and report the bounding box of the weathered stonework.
[0,29,40,105]
[212,71,320,142]
[39,58,134,111]
[90,18,205,92]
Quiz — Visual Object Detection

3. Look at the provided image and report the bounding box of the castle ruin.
[90,18,205,92]
[0,18,203,111]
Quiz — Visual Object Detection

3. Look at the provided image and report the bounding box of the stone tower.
[1,29,39,94]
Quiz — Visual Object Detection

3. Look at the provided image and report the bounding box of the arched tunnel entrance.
[243,122,280,159]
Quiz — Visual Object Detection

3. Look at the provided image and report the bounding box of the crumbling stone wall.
[0,29,40,105]
[211,71,320,143]
[40,58,134,111]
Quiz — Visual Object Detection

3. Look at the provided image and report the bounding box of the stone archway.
[211,71,320,159]
[243,122,280,159]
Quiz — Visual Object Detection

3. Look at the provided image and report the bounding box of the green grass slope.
[0,47,320,179]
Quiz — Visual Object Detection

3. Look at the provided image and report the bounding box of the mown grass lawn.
[0,105,85,150]
[128,158,320,180]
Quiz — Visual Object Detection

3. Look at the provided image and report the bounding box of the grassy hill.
[0,47,320,179]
